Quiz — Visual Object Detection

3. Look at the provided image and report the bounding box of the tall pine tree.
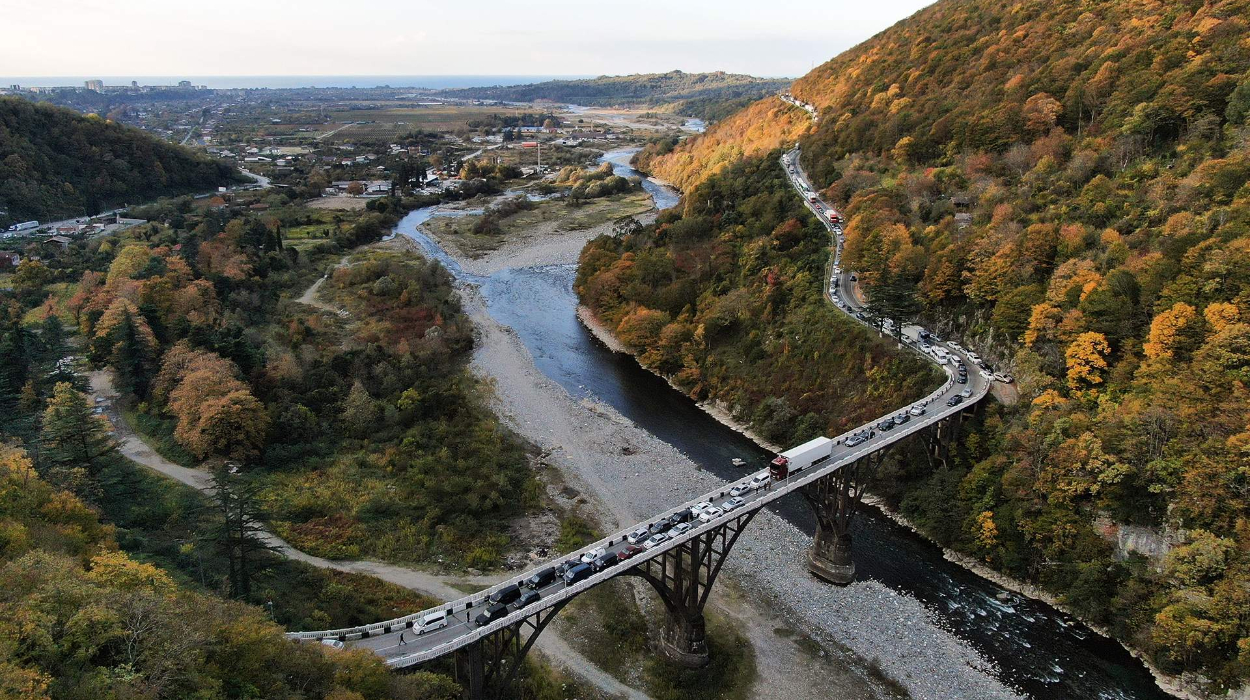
[40,382,115,478]
[112,309,157,399]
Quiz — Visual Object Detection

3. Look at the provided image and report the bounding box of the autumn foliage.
[627,0,1250,686]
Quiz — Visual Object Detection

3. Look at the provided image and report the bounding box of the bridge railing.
[286,151,987,656]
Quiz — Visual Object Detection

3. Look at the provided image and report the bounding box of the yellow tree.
[1144,302,1199,360]
[1024,302,1063,346]
[1065,331,1111,389]
[1204,302,1239,333]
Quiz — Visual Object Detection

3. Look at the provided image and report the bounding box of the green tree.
[870,268,922,335]
[205,466,277,599]
[39,382,114,478]
[340,381,379,439]
[111,309,158,398]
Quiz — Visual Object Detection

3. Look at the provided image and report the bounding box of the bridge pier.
[660,609,708,667]
[452,599,567,700]
[803,450,889,585]
[809,526,856,585]
[626,510,757,668]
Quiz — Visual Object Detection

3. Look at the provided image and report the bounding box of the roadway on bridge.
[289,145,993,669]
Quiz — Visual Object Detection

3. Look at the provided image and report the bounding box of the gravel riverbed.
[420,215,1022,698]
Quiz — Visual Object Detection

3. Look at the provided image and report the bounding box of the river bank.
[397,206,1023,699]
[577,276,1194,700]
[861,495,1202,700]
[576,305,785,454]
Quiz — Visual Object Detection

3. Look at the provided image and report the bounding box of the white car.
[909,405,926,417]
[670,522,692,536]
[960,387,973,398]
[729,483,751,498]
[721,497,746,512]
[698,506,724,523]
[966,351,982,363]
[691,501,713,517]
[320,639,345,650]
[627,527,650,545]
[749,473,771,490]
[993,372,1014,384]
[643,533,669,549]
[580,547,606,564]
[415,610,449,635]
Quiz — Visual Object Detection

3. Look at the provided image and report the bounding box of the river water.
[393,149,1170,700]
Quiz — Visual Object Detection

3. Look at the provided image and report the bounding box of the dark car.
[514,590,541,610]
[947,395,963,407]
[956,375,967,384]
[489,583,521,606]
[648,521,668,536]
[554,560,578,578]
[618,544,645,562]
[893,412,910,426]
[593,551,621,572]
[564,563,593,586]
[877,419,895,432]
[667,508,694,527]
[526,567,556,589]
[474,602,509,626]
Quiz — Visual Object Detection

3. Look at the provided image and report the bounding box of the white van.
[415,610,449,635]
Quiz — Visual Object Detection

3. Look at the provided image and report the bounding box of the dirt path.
[294,255,350,316]
[88,372,646,700]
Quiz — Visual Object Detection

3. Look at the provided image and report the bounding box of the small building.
[0,251,20,268]
[46,235,73,249]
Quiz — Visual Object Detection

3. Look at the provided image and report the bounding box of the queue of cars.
[460,155,1002,634]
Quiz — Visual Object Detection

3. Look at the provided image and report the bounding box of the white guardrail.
[285,148,989,669]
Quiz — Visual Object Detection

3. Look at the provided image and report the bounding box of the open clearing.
[424,190,653,259]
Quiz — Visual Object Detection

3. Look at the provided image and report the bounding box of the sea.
[0,76,593,90]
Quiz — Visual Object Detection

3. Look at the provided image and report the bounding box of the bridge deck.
[286,146,992,668]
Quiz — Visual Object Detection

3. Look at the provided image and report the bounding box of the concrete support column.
[660,609,709,668]
[808,525,855,585]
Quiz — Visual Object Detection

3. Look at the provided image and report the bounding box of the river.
[393,149,1170,700]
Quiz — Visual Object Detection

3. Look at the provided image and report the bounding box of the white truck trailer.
[769,436,835,480]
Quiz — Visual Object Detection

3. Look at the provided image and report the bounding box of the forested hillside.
[0,182,582,696]
[578,155,939,448]
[439,71,790,121]
[0,98,238,225]
[624,0,1250,692]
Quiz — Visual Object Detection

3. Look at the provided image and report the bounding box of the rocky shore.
[576,273,1194,700]
[395,201,1023,698]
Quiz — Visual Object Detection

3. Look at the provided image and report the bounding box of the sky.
[3,0,936,80]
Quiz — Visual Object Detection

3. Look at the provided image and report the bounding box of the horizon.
[3,0,936,78]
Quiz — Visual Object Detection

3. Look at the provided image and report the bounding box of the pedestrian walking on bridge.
[399,632,407,646]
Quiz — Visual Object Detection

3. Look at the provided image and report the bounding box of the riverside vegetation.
[0,175,596,696]
[612,0,1250,692]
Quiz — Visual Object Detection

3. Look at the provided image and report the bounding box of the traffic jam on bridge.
[288,138,1003,670]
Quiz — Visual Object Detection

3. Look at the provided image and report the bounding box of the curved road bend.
[290,155,996,670]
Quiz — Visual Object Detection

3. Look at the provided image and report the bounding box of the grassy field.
[321,106,514,141]
[425,190,653,258]
[556,579,758,700]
